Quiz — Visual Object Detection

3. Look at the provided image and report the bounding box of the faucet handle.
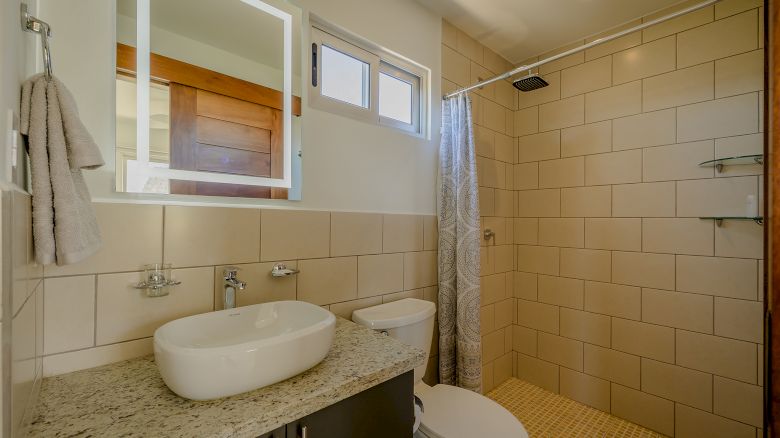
[223,266,241,279]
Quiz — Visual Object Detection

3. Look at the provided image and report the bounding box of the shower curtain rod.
[444,0,720,99]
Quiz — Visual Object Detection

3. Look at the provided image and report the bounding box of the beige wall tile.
[517,189,561,217]
[714,297,762,343]
[483,329,505,363]
[494,133,514,163]
[46,203,163,276]
[494,189,514,217]
[642,3,713,42]
[676,330,757,383]
[483,217,508,246]
[214,262,296,310]
[516,353,560,393]
[613,109,676,151]
[585,81,642,123]
[494,298,513,329]
[514,163,539,191]
[643,141,715,182]
[642,218,714,256]
[514,272,538,301]
[42,338,153,378]
[612,251,675,290]
[585,150,642,186]
[612,318,675,363]
[517,71,562,110]
[560,308,610,347]
[643,62,714,112]
[585,281,641,320]
[330,296,382,320]
[561,121,611,157]
[423,216,438,251]
[642,288,714,333]
[43,276,95,355]
[515,107,539,137]
[538,275,584,309]
[475,125,495,158]
[513,325,537,356]
[382,289,424,304]
[404,251,438,290]
[442,45,470,86]
[613,182,676,217]
[517,245,560,276]
[538,218,584,248]
[677,255,757,300]
[677,93,759,142]
[482,273,507,305]
[560,368,610,412]
[715,50,764,98]
[560,248,611,282]
[357,254,403,298]
[714,0,762,19]
[585,218,641,251]
[539,42,585,75]
[482,99,507,133]
[517,131,561,163]
[517,299,559,334]
[561,57,612,98]
[713,376,763,427]
[330,212,382,257]
[715,134,763,178]
[584,344,640,388]
[494,353,513,386]
[514,218,539,245]
[676,404,756,438]
[96,267,214,345]
[611,383,674,436]
[677,176,758,217]
[538,332,583,371]
[539,157,584,189]
[297,257,358,305]
[383,214,423,253]
[483,362,495,394]
[678,10,758,68]
[539,95,584,131]
[441,19,457,48]
[480,187,495,216]
[561,186,611,217]
[260,209,329,262]
[715,219,763,259]
[642,357,714,411]
[614,36,676,85]
[585,21,642,60]
[481,305,495,336]
[456,30,482,62]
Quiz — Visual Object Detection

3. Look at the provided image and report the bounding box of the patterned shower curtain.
[438,93,482,393]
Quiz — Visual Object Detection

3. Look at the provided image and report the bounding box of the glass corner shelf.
[698,154,763,173]
[699,217,763,227]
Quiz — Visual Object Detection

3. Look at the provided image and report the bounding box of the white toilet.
[353,298,529,438]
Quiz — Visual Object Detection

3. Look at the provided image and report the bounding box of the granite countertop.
[28,318,426,437]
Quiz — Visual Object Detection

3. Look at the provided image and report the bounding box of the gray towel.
[20,74,104,266]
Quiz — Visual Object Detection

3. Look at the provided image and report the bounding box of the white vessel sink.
[154,300,336,400]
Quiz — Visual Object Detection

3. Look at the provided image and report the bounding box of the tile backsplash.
[39,204,440,382]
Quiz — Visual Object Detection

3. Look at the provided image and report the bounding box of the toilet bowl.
[353,298,528,438]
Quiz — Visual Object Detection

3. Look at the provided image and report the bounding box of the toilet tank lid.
[352,298,436,330]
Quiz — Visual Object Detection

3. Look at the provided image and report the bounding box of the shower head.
[512,73,549,92]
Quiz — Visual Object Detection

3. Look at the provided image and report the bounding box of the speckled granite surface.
[28,318,425,437]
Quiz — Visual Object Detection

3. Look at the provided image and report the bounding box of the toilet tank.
[352,298,436,383]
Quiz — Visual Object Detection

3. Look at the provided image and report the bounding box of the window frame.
[309,24,427,137]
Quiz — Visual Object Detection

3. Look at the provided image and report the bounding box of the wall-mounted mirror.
[115,0,302,200]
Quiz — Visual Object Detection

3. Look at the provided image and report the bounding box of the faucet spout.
[223,267,246,309]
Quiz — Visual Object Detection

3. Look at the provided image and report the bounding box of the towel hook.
[21,3,53,80]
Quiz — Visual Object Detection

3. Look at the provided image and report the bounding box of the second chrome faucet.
[223,267,247,309]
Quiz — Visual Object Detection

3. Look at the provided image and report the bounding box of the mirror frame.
[129,0,293,189]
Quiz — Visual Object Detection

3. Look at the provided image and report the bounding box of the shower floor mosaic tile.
[487,378,666,438]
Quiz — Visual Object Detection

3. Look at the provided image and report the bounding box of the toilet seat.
[415,384,528,438]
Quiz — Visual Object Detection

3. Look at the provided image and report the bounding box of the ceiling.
[417,0,685,64]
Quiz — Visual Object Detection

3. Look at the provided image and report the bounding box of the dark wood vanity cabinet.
[257,371,414,438]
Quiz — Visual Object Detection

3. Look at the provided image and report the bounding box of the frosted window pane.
[379,73,412,124]
[321,45,369,107]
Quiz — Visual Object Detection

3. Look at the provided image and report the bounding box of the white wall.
[38,0,442,214]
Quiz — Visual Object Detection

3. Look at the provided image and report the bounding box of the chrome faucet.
[223,267,246,309]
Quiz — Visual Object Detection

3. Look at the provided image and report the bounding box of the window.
[310,26,427,136]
